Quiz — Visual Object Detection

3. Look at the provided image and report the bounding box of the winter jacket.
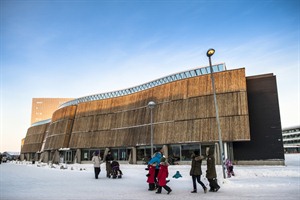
[225,159,233,168]
[105,153,114,162]
[147,164,156,184]
[190,155,205,176]
[157,162,169,186]
[92,155,101,168]
[148,152,162,169]
[206,154,217,179]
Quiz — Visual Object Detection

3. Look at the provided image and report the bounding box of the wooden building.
[21,64,284,165]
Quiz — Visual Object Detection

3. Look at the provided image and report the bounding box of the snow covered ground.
[1,154,299,200]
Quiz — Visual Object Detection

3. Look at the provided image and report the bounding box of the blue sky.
[1,0,299,152]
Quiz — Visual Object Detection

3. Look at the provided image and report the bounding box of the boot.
[191,189,197,193]
[156,186,162,194]
[164,185,172,194]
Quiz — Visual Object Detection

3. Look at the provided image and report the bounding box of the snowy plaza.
[1,154,299,200]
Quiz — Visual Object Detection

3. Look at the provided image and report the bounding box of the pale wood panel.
[45,68,250,149]
[21,123,49,153]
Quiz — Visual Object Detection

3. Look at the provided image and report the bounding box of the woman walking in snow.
[190,150,207,193]
[156,157,172,194]
[92,151,101,179]
[206,147,220,192]
[105,150,114,178]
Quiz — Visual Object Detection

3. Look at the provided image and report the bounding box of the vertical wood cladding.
[21,123,49,153]
[68,68,250,148]
[233,74,284,160]
[43,105,77,150]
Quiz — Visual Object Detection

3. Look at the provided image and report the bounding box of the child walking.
[146,162,157,191]
[225,158,235,178]
[156,157,172,194]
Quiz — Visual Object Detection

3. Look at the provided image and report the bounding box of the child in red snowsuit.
[147,163,156,191]
[156,157,172,194]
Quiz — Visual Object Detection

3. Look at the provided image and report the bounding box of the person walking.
[148,150,162,187]
[206,147,220,192]
[225,158,235,178]
[190,150,207,193]
[156,157,172,194]
[146,162,157,191]
[105,150,114,178]
[92,151,101,179]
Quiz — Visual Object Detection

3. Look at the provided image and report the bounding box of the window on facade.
[168,145,180,163]
[137,146,162,163]
[81,149,104,161]
[181,144,201,161]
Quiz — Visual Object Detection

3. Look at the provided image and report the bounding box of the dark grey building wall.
[233,74,284,160]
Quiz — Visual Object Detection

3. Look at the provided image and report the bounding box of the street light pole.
[206,48,226,179]
[148,101,156,156]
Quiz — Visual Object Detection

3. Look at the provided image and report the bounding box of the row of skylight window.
[31,119,51,127]
[59,63,226,108]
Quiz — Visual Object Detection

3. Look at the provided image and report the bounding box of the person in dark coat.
[156,157,172,194]
[206,147,220,192]
[190,150,207,193]
[105,151,114,178]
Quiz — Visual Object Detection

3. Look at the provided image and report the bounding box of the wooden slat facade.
[21,122,49,153]
[23,68,250,151]
[68,68,250,148]
[43,105,77,150]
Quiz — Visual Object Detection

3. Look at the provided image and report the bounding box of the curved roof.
[59,63,226,108]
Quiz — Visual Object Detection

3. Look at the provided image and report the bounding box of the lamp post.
[206,48,226,179]
[148,101,156,156]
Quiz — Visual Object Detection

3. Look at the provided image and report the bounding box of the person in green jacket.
[206,147,220,192]
[190,150,207,193]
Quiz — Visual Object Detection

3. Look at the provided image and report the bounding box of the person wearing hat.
[156,157,172,194]
[190,150,207,193]
[92,151,101,179]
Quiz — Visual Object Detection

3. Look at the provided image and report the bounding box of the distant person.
[206,147,220,192]
[225,158,235,178]
[105,151,114,178]
[92,151,101,179]
[156,157,172,194]
[190,150,207,193]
